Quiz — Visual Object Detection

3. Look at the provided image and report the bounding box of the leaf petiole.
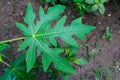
[2,61,10,67]
[0,37,26,44]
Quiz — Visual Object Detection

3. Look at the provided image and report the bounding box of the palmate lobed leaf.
[0,43,7,51]
[16,2,95,74]
[0,54,35,80]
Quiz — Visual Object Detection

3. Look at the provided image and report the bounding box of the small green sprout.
[89,43,101,60]
[65,47,89,65]
[102,27,113,41]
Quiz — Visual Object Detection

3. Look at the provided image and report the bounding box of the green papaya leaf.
[0,56,3,62]
[0,72,17,80]
[0,53,8,63]
[65,47,78,58]
[0,43,7,51]
[16,3,95,74]
[74,0,80,3]
[95,0,99,3]
[91,4,98,11]
[70,58,89,65]
[85,0,95,4]
[46,0,52,3]
[13,53,26,67]
[98,4,105,15]
[102,0,109,3]
[0,53,35,80]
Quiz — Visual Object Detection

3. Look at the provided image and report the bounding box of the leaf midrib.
[34,38,49,53]
[48,51,71,72]
[35,28,81,37]
[34,37,72,72]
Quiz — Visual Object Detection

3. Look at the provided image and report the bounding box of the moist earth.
[0,0,120,80]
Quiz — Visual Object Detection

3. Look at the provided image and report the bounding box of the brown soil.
[0,0,120,80]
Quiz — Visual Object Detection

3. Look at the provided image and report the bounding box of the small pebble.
[20,12,23,16]
[98,22,101,24]
[118,68,120,71]
[118,31,120,34]
[8,2,11,5]
[107,13,111,17]
[68,11,71,16]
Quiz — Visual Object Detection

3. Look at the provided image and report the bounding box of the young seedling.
[92,65,113,80]
[64,47,89,65]
[88,42,101,60]
[102,27,113,41]
[113,59,120,80]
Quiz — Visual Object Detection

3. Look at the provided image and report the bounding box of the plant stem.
[0,37,26,44]
[2,61,10,67]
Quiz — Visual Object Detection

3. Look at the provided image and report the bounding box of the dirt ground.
[0,0,120,80]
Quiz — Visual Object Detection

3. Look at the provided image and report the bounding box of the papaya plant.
[0,2,95,79]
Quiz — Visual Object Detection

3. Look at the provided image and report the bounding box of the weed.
[88,42,101,60]
[83,41,101,61]
[41,0,109,16]
[83,65,113,80]
[113,59,120,80]
[102,27,113,41]
[74,0,109,16]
